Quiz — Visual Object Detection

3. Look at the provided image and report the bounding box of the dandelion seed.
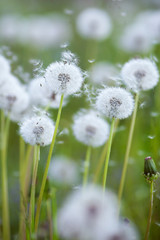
[76,8,112,40]
[121,58,159,92]
[72,110,110,147]
[96,87,134,119]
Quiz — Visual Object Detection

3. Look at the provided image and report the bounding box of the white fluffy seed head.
[0,78,30,115]
[76,8,112,40]
[120,24,153,53]
[58,185,118,240]
[72,110,110,147]
[20,114,54,146]
[96,87,134,119]
[121,58,159,92]
[28,77,68,108]
[48,156,79,186]
[89,62,119,86]
[44,61,84,95]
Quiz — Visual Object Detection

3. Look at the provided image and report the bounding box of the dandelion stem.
[1,112,11,240]
[19,136,26,239]
[83,145,92,187]
[29,145,40,237]
[144,181,154,240]
[118,93,139,207]
[102,117,115,192]
[35,94,64,233]
[93,119,119,183]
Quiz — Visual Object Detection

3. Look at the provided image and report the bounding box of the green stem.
[35,94,64,233]
[1,112,11,240]
[118,93,139,207]
[19,136,26,239]
[83,145,92,187]
[93,119,119,184]
[29,145,40,237]
[102,117,115,192]
[144,181,154,240]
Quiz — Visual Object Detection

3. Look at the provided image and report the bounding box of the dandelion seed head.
[76,8,112,40]
[58,185,118,240]
[48,156,79,186]
[72,110,110,147]
[44,61,84,95]
[121,58,159,92]
[0,78,30,115]
[96,87,134,119]
[20,114,54,146]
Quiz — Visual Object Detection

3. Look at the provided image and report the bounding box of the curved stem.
[102,117,115,192]
[93,119,119,184]
[1,113,11,240]
[83,146,92,187]
[29,145,40,237]
[144,181,154,240]
[118,93,139,208]
[35,94,64,233]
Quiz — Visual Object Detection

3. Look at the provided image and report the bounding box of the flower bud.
[144,156,158,182]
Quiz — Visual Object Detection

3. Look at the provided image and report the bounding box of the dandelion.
[118,59,159,206]
[73,110,110,185]
[20,114,54,146]
[48,156,79,186]
[76,8,112,40]
[58,185,118,240]
[35,52,84,232]
[89,62,119,86]
[96,87,134,119]
[73,110,110,147]
[44,61,84,95]
[96,87,134,191]
[121,58,159,92]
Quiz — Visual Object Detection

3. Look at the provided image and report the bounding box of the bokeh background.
[1,0,160,239]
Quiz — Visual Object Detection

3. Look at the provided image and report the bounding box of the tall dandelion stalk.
[83,146,92,186]
[1,112,11,240]
[102,117,115,191]
[35,94,64,232]
[118,93,139,206]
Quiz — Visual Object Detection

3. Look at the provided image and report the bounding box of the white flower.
[48,156,78,186]
[121,58,159,92]
[76,8,112,40]
[96,87,134,119]
[28,77,68,108]
[89,62,119,86]
[72,110,110,147]
[20,114,54,146]
[0,77,30,115]
[58,185,118,240]
[44,61,84,95]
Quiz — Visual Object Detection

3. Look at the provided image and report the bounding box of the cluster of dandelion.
[0,9,160,237]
